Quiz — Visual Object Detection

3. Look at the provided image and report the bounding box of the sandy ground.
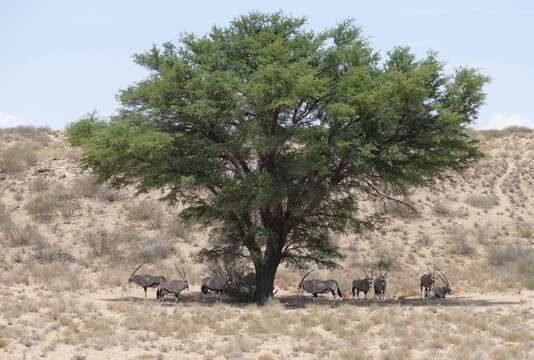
[1,285,534,360]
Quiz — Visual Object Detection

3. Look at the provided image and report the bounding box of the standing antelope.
[158,264,190,303]
[420,263,437,299]
[352,258,374,300]
[426,272,453,299]
[373,259,390,302]
[127,263,166,301]
[201,275,232,302]
[297,270,343,304]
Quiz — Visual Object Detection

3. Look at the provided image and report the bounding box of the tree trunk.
[253,257,281,305]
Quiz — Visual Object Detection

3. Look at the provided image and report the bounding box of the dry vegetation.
[1,126,534,359]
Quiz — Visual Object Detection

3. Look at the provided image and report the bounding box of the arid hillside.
[1,126,533,360]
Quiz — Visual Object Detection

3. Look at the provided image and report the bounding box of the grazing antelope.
[426,272,453,299]
[373,259,390,302]
[127,263,166,301]
[297,270,343,303]
[420,263,437,299]
[201,275,232,302]
[352,258,374,300]
[158,264,190,303]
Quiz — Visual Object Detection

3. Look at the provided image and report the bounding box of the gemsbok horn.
[297,270,343,304]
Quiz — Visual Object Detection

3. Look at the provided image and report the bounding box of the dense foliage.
[70,12,489,303]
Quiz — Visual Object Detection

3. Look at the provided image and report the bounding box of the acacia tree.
[73,12,488,303]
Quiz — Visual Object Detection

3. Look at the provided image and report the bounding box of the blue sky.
[1,0,533,130]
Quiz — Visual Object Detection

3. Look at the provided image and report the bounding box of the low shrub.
[29,177,50,192]
[84,230,122,258]
[516,223,533,239]
[73,174,101,198]
[488,245,534,289]
[124,200,164,228]
[379,200,418,219]
[167,216,193,242]
[96,184,119,202]
[25,184,78,221]
[0,143,38,174]
[433,200,454,217]
[448,226,474,256]
[25,193,62,221]
[464,194,499,209]
[32,239,77,264]
[488,245,526,266]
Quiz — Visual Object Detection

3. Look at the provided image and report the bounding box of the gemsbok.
[373,258,390,302]
[127,263,166,301]
[352,258,374,300]
[157,264,190,303]
[297,270,343,303]
[426,272,452,299]
[201,274,232,302]
[420,263,437,299]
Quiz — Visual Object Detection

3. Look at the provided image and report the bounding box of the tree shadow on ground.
[103,291,520,309]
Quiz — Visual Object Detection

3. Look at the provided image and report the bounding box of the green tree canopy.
[72,12,489,303]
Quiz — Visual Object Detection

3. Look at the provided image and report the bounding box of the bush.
[73,174,101,198]
[519,260,534,289]
[84,228,172,264]
[0,143,38,174]
[0,204,46,247]
[488,245,526,266]
[448,226,474,256]
[516,223,533,239]
[65,111,107,146]
[29,177,50,192]
[200,255,257,302]
[25,193,62,221]
[477,223,493,244]
[379,200,418,219]
[84,230,122,258]
[124,200,164,228]
[96,184,119,202]
[464,194,499,209]
[433,200,454,217]
[130,239,174,263]
[167,216,193,242]
[32,240,77,264]
[50,183,77,201]
[488,245,534,289]
[59,200,81,220]
[25,184,78,221]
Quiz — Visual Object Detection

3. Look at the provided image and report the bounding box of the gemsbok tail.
[201,285,209,294]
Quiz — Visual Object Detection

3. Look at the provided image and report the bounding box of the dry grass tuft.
[516,223,533,239]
